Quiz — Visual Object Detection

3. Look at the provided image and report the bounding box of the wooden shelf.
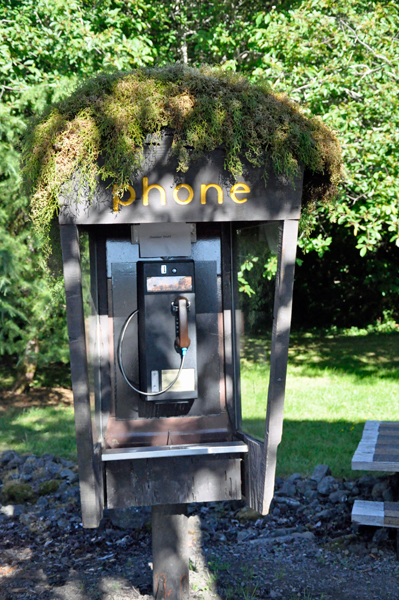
[102,441,248,462]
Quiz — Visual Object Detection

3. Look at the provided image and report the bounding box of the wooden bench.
[352,500,399,528]
[351,420,399,552]
[352,421,399,471]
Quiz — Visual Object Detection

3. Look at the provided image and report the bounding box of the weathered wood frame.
[59,140,302,525]
[237,220,299,514]
[60,224,103,528]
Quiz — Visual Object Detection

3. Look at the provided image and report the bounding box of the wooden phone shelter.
[59,131,303,598]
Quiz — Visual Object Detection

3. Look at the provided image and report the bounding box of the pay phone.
[118,259,198,402]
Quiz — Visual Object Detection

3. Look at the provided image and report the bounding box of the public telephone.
[118,259,198,402]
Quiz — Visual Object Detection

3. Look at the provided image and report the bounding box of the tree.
[1,0,398,386]
[246,0,399,258]
[241,0,399,325]
[0,0,155,384]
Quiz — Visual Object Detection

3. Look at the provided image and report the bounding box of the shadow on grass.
[0,406,76,460]
[243,418,368,479]
[243,331,399,381]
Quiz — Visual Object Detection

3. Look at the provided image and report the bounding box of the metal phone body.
[137,260,198,402]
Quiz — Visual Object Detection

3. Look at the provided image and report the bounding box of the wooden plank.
[375,437,399,445]
[106,456,242,508]
[254,219,299,515]
[242,434,265,515]
[384,502,399,528]
[352,500,399,529]
[352,420,399,471]
[59,138,303,225]
[352,500,384,527]
[102,441,248,461]
[221,224,238,431]
[60,224,103,528]
[374,447,399,455]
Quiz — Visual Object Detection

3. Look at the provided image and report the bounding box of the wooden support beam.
[60,224,103,528]
[243,219,299,515]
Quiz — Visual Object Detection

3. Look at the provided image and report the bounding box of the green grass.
[241,331,399,478]
[1,330,398,476]
[0,405,76,460]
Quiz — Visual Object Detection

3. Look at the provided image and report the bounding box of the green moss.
[22,64,342,249]
[38,479,60,496]
[1,481,35,504]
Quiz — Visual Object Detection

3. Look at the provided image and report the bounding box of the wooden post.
[243,219,299,514]
[60,224,103,528]
[152,504,189,600]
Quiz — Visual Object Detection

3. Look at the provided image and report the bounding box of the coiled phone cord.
[118,309,186,397]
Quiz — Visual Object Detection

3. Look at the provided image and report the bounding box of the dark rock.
[311,465,331,483]
[317,476,338,496]
[357,474,378,489]
[278,482,296,497]
[57,518,70,529]
[60,458,75,468]
[108,506,151,530]
[0,450,18,466]
[287,473,302,484]
[22,459,35,474]
[7,455,25,469]
[343,481,356,491]
[297,479,317,495]
[372,480,390,499]
[20,512,39,527]
[59,468,78,483]
[36,496,50,509]
[273,496,300,508]
[304,489,319,502]
[237,528,255,543]
[382,488,395,502]
[329,490,348,504]
[372,528,389,544]
[45,462,62,476]
[315,509,333,521]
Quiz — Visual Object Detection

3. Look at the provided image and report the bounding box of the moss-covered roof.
[22,64,342,242]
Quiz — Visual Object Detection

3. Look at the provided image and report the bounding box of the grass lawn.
[241,331,399,478]
[0,390,77,461]
[0,331,398,479]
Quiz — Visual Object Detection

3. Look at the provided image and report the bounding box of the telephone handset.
[118,260,198,402]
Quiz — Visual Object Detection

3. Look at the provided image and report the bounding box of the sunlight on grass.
[241,332,399,478]
[0,406,77,460]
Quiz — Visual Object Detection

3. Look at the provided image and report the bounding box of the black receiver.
[137,260,198,402]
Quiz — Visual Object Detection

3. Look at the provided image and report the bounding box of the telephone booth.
[59,131,302,597]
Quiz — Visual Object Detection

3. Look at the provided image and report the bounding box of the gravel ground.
[1,451,399,600]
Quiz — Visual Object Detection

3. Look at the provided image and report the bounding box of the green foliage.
[0,0,156,365]
[1,0,398,373]
[23,65,342,249]
[247,0,399,256]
